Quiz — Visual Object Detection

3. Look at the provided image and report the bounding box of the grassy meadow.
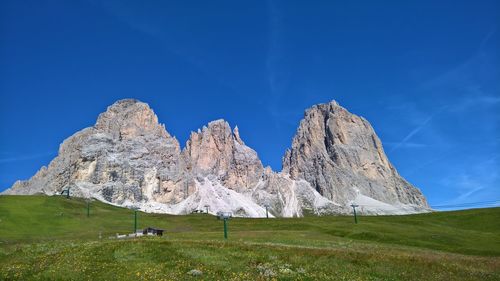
[0,195,498,280]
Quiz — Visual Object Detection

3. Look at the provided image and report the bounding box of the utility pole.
[133,209,138,233]
[218,212,231,239]
[264,204,269,219]
[223,218,228,239]
[86,200,90,217]
[350,204,359,224]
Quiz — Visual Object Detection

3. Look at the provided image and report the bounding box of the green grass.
[0,195,499,280]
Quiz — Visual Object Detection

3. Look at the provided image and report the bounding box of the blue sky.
[0,0,498,209]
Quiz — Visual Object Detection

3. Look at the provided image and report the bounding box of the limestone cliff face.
[7,99,188,205]
[4,99,429,216]
[181,120,342,217]
[183,120,264,192]
[282,101,429,208]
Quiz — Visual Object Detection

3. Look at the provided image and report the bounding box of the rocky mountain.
[183,120,264,193]
[3,99,429,216]
[282,101,428,212]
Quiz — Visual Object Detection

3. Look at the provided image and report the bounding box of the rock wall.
[3,99,429,216]
[282,101,428,208]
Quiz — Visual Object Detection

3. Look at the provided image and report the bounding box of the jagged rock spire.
[183,119,263,192]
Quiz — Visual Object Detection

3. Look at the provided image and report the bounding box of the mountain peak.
[95,99,169,140]
[329,100,340,106]
[207,118,229,127]
[284,100,428,208]
[110,98,142,107]
[184,119,263,192]
[4,98,429,217]
[233,125,243,145]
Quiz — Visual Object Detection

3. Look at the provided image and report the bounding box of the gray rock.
[3,99,429,216]
[5,99,187,205]
[282,101,429,210]
[183,119,264,192]
[187,269,202,276]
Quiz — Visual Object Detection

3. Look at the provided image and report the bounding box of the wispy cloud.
[389,110,441,153]
[404,150,457,176]
[265,0,294,129]
[448,94,500,112]
[450,174,487,202]
[92,0,239,94]
[420,25,497,97]
[388,86,498,153]
[434,174,493,209]
[385,142,427,149]
[388,28,498,208]
[434,156,499,208]
[0,152,55,164]
[266,0,287,99]
[479,27,497,52]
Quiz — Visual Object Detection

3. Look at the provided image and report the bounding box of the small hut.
[142,227,164,236]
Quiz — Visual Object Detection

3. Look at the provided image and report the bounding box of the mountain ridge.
[3,98,429,217]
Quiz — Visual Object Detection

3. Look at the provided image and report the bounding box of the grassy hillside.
[0,195,499,280]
